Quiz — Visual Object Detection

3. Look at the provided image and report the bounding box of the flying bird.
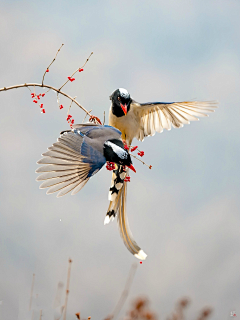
[109,88,218,145]
[36,123,146,259]
[106,88,218,252]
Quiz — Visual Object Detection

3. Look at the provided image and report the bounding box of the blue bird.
[36,124,135,197]
[36,124,146,259]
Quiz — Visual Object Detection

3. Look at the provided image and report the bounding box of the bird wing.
[36,130,106,197]
[72,123,122,139]
[131,100,218,141]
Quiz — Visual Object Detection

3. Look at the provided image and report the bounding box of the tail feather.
[105,165,147,260]
[118,182,147,260]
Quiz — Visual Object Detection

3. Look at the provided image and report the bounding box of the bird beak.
[120,103,127,115]
[127,164,136,173]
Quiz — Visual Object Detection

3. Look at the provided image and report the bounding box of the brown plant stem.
[42,44,64,85]
[58,52,93,92]
[63,258,72,320]
[130,153,152,169]
[0,83,92,117]
[110,263,137,320]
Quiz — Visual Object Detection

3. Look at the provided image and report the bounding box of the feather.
[117,181,147,259]
[36,127,108,196]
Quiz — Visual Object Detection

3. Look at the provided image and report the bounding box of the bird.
[106,88,218,256]
[36,123,146,259]
[109,88,218,145]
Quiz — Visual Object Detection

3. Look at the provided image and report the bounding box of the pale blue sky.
[0,1,239,319]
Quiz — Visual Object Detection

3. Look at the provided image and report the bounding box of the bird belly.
[109,111,139,145]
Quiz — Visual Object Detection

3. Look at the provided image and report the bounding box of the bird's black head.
[103,139,136,172]
[110,88,132,118]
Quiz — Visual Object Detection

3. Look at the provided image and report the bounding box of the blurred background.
[0,0,239,319]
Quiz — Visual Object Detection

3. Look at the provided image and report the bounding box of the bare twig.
[63,258,72,320]
[58,52,93,92]
[67,96,77,115]
[82,109,92,123]
[108,263,138,320]
[0,83,92,117]
[42,44,64,85]
[130,153,152,170]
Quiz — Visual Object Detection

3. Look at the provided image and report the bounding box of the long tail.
[105,165,147,260]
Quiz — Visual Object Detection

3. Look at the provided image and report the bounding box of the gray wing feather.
[36,131,91,197]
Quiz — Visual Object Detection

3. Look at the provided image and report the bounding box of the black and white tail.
[105,165,147,260]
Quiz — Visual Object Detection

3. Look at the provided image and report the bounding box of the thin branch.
[63,258,72,320]
[110,263,137,320]
[42,44,64,85]
[82,109,92,123]
[130,153,152,169]
[58,52,93,92]
[67,96,77,115]
[0,83,92,117]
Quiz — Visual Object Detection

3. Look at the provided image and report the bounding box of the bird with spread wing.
[105,88,218,258]
[36,123,147,260]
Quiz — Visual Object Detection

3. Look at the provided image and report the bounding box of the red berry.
[42,93,45,97]
[71,119,74,124]
[140,261,142,264]
[41,109,45,113]
[33,100,37,103]
[46,69,49,72]
[59,105,63,109]
[40,104,43,108]
[124,145,129,150]
[130,146,138,152]
[67,77,71,80]
[149,165,152,169]
[31,93,35,98]
[137,151,144,157]
[79,68,84,72]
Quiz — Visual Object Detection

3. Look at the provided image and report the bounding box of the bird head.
[110,88,132,117]
[103,139,136,172]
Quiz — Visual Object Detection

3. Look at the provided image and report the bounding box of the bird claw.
[89,115,102,125]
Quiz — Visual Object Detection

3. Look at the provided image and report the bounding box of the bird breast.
[109,106,139,145]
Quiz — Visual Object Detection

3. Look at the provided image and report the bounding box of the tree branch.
[0,83,92,117]
[42,44,64,85]
[58,52,93,92]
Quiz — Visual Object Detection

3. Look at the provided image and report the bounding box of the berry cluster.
[31,92,46,113]
[66,114,75,128]
[106,162,115,171]
[79,68,84,72]
[124,176,131,182]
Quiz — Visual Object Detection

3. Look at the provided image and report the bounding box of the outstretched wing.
[131,100,218,141]
[36,130,106,197]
